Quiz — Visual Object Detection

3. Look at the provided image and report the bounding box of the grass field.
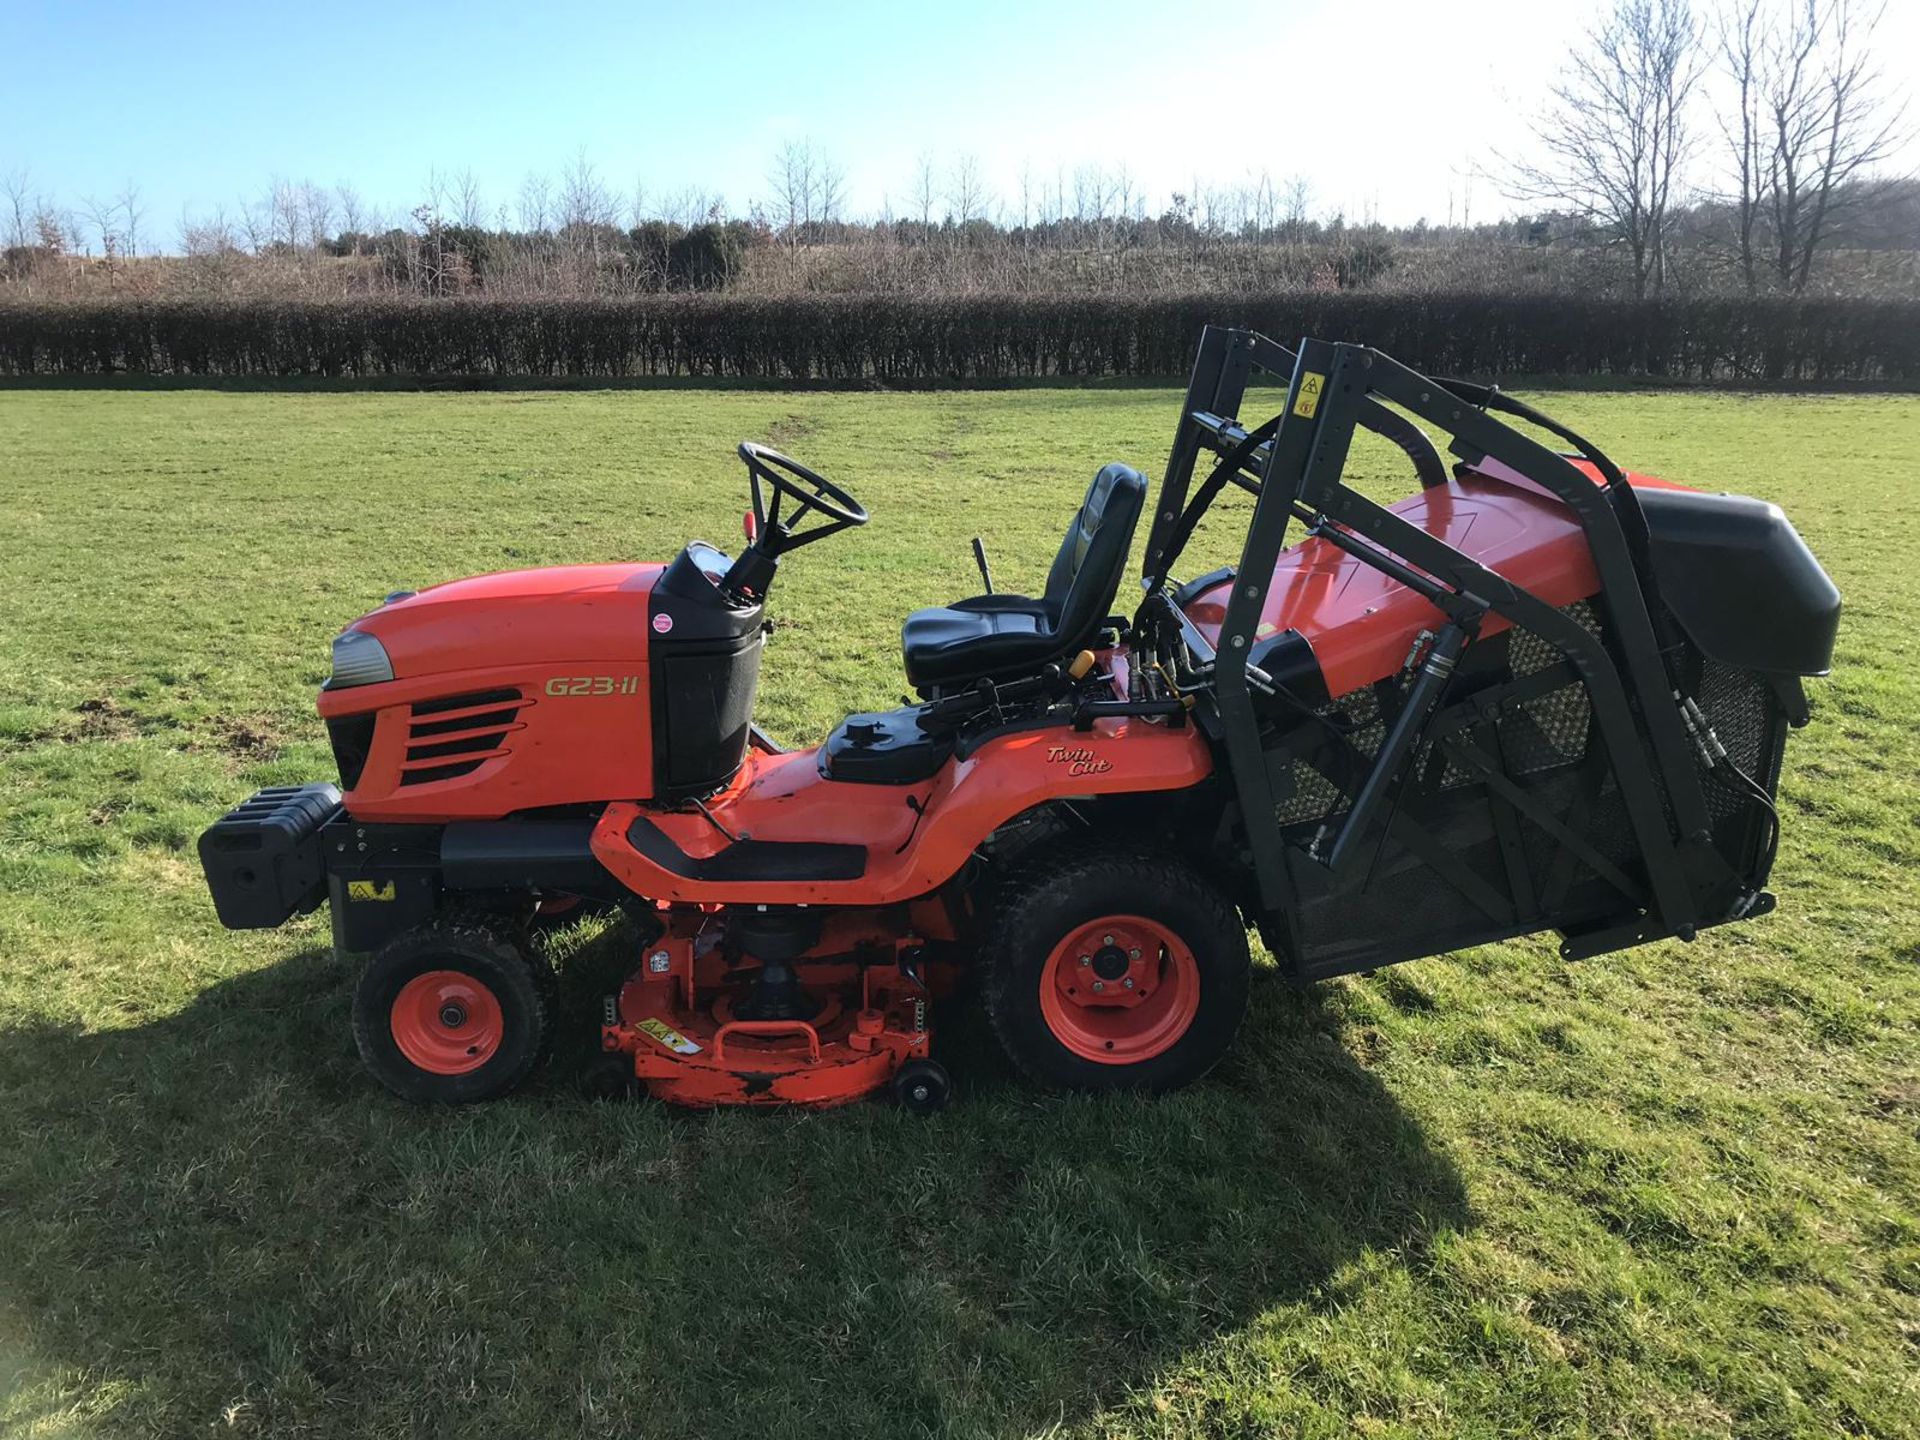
[1,382,1917,1438]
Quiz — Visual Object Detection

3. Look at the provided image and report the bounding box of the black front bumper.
[198,783,342,929]
[200,786,618,952]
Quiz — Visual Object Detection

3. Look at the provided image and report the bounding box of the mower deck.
[599,913,944,1108]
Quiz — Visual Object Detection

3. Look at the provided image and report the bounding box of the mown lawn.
[1,383,1917,1439]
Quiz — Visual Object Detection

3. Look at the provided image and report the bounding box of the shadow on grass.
[0,925,1470,1438]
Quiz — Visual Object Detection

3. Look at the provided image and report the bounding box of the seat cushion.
[901,600,1060,690]
[899,462,1144,693]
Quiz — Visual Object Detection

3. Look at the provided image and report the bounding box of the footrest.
[626,816,867,883]
[199,783,342,929]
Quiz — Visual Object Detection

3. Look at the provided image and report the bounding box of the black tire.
[893,1058,953,1115]
[352,914,552,1104]
[981,845,1251,1094]
[581,1054,642,1103]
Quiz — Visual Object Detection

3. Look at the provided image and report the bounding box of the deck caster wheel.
[581,1055,641,1102]
[893,1058,952,1115]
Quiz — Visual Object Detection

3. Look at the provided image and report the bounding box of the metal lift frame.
[1144,327,1737,970]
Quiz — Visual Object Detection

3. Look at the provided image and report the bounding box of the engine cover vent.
[399,688,528,786]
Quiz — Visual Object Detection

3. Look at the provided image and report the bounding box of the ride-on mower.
[199,329,1839,1111]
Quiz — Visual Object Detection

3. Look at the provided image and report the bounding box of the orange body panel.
[591,712,1213,907]
[340,563,665,674]
[1181,465,1687,699]
[317,563,663,820]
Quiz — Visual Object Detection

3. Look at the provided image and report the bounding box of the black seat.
[901,462,1146,693]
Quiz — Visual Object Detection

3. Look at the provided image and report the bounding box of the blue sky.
[6,0,1917,246]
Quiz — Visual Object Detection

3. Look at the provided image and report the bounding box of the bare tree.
[81,192,122,261]
[910,151,938,227]
[179,204,237,256]
[267,177,304,250]
[3,165,33,250]
[1281,175,1313,237]
[33,202,72,255]
[115,179,145,258]
[559,151,614,229]
[814,145,846,225]
[767,139,813,235]
[1716,0,1908,293]
[518,171,552,232]
[1072,164,1115,222]
[336,182,365,241]
[767,138,844,234]
[452,168,486,230]
[557,150,614,285]
[300,180,334,251]
[1513,0,1704,296]
[947,153,986,224]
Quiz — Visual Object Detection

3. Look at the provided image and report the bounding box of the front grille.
[399,688,529,786]
[326,713,376,790]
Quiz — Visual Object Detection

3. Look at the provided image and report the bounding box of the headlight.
[328,629,394,688]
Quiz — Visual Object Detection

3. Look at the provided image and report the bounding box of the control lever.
[971,537,994,595]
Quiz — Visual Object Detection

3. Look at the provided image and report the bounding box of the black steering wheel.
[738,442,869,556]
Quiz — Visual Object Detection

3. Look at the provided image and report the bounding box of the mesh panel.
[1498,601,1597,778]
[1686,657,1786,881]
[1272,603,1603,831]
[1273,685,1389,827]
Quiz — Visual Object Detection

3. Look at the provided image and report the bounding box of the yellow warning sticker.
[1293,371,1326,419]
[637,1017,702,1056]
[346,879,395,902]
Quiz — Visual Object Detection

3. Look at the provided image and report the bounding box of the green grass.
[1,384,1917,1439]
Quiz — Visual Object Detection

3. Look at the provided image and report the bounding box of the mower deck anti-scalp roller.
[199,329,1840,1110]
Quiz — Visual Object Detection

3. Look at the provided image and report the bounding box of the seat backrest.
[1041,462,1147,650]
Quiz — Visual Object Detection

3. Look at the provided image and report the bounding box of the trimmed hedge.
[1,294,1914,383]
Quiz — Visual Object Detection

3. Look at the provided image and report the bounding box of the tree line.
[4,0,1912,307]
[1511,0,1909,298]
[3,293,1913,384]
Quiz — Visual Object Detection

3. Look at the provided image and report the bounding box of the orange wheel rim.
[391,970,505,1075]
[1038,915,1200,1064]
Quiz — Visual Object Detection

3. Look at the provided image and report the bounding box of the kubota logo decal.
[1046,744,1113,777]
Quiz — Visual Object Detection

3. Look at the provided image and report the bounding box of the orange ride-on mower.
[198,329,1840,1111]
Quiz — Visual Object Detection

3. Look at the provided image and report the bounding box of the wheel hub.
[1040,915,1202,1064]
[391,969,505,1076]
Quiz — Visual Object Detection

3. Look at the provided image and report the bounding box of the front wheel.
[981,847,1251,1094]
[351,915,552,1103]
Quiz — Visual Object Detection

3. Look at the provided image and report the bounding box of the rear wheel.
[352,915,552,1103]
[981,847,1251,1094]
